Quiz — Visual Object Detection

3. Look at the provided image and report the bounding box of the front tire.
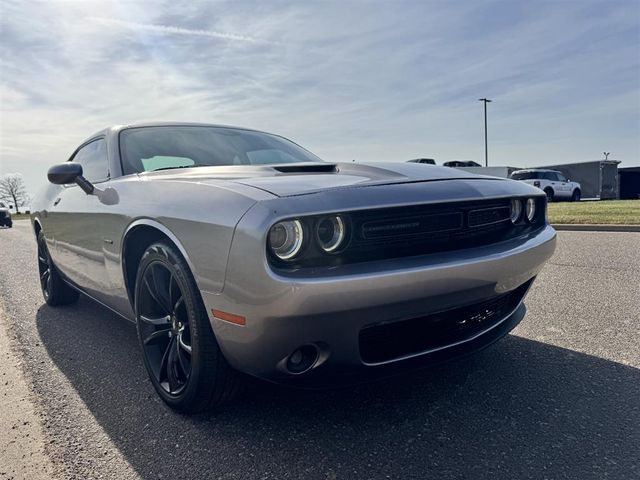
[571,189,581,202]
[37,231,79,306]
[135,241,240,412]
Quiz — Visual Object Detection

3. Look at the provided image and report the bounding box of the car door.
[51,138,114,301]
[555,173,570,198]
[544,172,559,195]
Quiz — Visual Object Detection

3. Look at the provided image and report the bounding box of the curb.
[551,224,640,232]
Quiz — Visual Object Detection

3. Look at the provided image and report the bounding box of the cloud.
[0,0,638,196]
[87,17,281,45]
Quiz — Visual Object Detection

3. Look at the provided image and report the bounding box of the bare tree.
[0,174,29,214]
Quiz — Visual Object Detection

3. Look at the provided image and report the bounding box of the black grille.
[359,280,532,364]
[343,199,519,264]
[468,205,511,227]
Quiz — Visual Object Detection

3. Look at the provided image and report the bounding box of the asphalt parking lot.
[0,221,638,480]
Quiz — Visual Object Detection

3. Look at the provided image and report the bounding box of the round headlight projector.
[268,220,304,260]
[316,216,346,253]
[526,198,537,222]
[510,199,523,223]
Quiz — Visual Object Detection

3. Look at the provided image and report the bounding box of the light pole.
[478,98,492,167]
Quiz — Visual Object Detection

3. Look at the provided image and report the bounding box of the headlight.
[268,220,304,260]
[316,215,346,253]
[525,198,537,222]
[510,199,523,223]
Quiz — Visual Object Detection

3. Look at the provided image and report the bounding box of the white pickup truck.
[510,169,581,202]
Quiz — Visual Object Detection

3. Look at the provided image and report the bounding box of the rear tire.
[37,231,79,306]
[135,241,241,413]
[571,189,581,202]
[544,187,554,202]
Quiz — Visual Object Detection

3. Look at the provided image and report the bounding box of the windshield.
[120,126,323,174]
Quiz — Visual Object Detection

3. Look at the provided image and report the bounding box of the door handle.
[53,197,61,206]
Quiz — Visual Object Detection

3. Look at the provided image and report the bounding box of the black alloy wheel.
[135,242,240,412]
[38,235,52,301]
[137,261,193,396]
[37,230,79,306]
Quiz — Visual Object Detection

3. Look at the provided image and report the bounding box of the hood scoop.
[272,163,337,174]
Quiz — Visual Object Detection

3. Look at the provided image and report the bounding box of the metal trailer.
[618,167,640,200]
[541,160,620,199]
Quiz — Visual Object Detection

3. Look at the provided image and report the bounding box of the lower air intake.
[359,280,532,364]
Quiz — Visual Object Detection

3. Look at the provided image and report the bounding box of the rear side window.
[72,139,108,183]
[511,171,539,180]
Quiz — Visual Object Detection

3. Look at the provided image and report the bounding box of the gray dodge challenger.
[31,122,556,412]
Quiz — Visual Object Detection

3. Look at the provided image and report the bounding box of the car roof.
[81,122,275,147]
[512,169,561,173]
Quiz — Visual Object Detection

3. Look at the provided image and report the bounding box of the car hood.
[142,162,502,197]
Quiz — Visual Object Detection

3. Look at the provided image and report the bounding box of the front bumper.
[201,223,556,383]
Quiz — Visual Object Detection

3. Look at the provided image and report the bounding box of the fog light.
[286,345,318,374]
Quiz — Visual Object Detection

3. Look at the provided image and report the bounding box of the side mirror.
[47,163,94,195]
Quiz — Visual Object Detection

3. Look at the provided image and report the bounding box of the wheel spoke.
[143,276,168,315]
[168,274,178,311]
[151,264,173,313]
[158,336,175,383]
[167,344,180,393]
[172,296,184,316]
[176,342,190,379]
[140,314,171,326]
[143,328,170,346]
[146,265,172,314]
[178,332,192,354]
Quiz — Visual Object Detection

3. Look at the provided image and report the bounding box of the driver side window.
[72,139,109,183]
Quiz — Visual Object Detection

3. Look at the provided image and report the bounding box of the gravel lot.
[0,221,638,480]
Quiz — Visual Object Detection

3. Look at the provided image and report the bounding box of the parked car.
[31,122,556,412]
[407,158,436,165]
[510,169,581,201]
[443,160,482,168]
[0,202,12,228]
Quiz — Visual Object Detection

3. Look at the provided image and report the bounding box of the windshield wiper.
[150,165,205,172]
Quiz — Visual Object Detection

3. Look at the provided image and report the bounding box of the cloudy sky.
[1,0,639,196]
